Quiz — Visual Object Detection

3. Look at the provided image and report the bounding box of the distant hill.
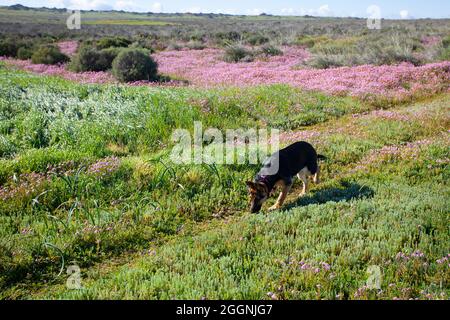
[3,3,67,13]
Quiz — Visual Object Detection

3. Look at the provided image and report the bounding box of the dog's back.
[258,141,318,180]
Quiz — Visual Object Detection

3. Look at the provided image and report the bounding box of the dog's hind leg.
[297,168,310,196]
[269,182,292,211]
[313,164,320,184]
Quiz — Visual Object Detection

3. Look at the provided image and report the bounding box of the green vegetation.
[84,20,178,26]
[69,46,122,72]
[307,32,426,68]
[31,45,69,65]
[223,45,254,62]
[0,63,448,299]
[111,48,158,82]
[0,4,449,300]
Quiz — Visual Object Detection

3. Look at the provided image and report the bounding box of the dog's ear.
[246,181,255,190]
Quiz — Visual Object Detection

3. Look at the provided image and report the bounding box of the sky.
[1,0,449,19]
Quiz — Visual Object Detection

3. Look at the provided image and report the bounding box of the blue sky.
[1,0,449,18]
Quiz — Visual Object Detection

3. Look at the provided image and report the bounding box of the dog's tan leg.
[269,183,291,211]
[313,165,320,184]
[297,169,310,196]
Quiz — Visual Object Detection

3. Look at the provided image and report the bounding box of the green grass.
[0,64,449,299]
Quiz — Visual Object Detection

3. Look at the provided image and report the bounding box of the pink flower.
[57,41,79,56]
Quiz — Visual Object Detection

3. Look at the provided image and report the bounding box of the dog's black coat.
[255,141,319,193]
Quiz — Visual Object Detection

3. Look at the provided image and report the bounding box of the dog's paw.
[268,204,280,211]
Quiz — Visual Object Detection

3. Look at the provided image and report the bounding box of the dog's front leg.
[269,184,292,211]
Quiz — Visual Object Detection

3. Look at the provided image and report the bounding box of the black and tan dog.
[246,141,325,213]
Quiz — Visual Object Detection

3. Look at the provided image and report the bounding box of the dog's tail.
[317,154,327,161]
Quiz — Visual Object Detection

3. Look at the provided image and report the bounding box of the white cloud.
[210,8,236,15]
[298,4,333,17]
[151,2,162,13]
[281,8,295,15]
[185,6,204,13]
[246,8,264,15]
[317,4,331,16]
[49,0,151,12]
[46,0,66,8]
[400,10,409,19]
[66,0,113,10]
[114,1,140,11]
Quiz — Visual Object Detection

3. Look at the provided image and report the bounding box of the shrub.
[0,39,19,57]
[246,34,269,46]
[223,45,254,63]
[258,44,283,57]
[186,40,206,50]
[31,45,69,65]
[98,47,122,69]
[68,46,98,71]
[441,35,450,49]
[295,35,329,48]
[307,34,426,69]
[17,47,34,60]
[307,54,347,69]
[96,36,131,49]
[130,41,154,52]
[167,42,182,51]
[438,47,450,61]
[214,31,241,42]
[112,49,158,82]
[69,46,122,72]
[366,45,424,66]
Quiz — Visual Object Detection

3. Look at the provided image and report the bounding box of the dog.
[246,141,326,213]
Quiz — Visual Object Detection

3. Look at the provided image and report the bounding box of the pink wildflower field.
[154,47,450,100]
[2,45,449,101]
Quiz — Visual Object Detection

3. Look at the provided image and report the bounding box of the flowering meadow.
[153,47,450,102]
[0,62,449,300]
[1,4,450,301]
[2,44,449,103]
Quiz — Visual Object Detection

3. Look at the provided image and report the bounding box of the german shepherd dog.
[246,141,325,213]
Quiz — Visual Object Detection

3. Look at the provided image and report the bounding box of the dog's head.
[246,181,269,213]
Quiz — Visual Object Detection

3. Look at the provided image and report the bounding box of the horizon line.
[2,4,450,20]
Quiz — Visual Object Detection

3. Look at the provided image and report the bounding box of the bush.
[112,49,158,82]
[438,47,450,61]
[214,31,241,42]
[167,42,182,51]
[69,46,122,72]
[96,37,131,49]
[295,35,329,48]
[0,39,19,57]
[258,44,283,57]
[307,34,426,69]
[130,40,154,52]
[68,46,98,72]
[366,45,424,66]
[441,35,450,49]
[223,45,254,63]
[307,54,347,69]
[246,34,269,46]
[98,47,122,69]
[17,47,34,60]
[31,45,69,65]
[186,40,206,50]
